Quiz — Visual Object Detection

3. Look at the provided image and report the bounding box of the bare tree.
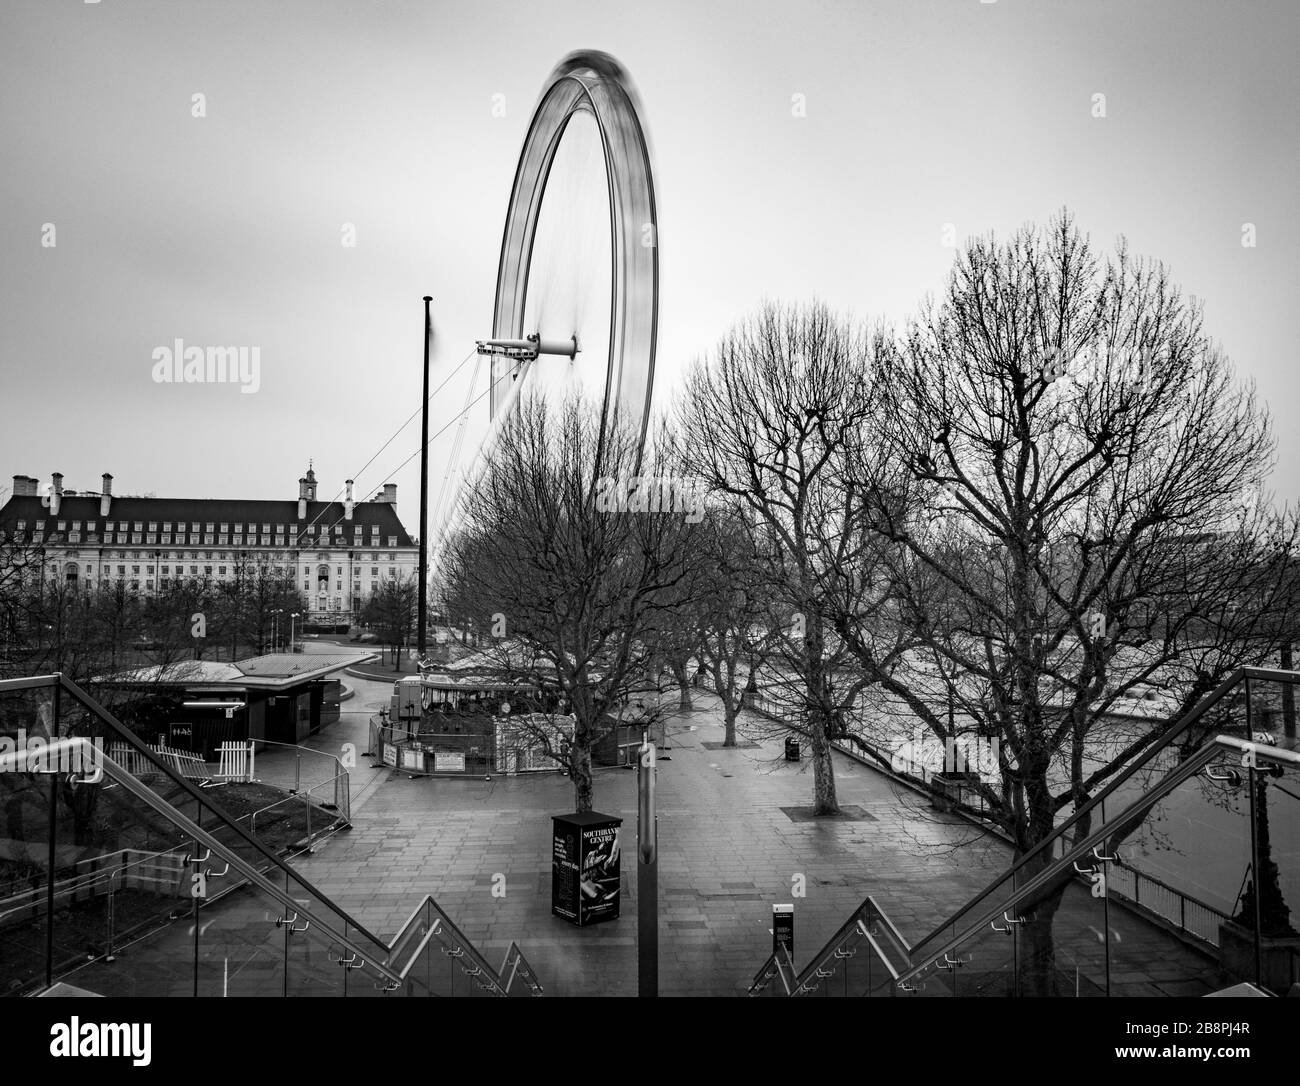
[361,573,419,669]
[439,393,699,813]
[677,301,887,814]
[841,211,1298,992]
[688,502,778,746]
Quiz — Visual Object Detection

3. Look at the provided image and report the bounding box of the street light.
[289,612,300,653]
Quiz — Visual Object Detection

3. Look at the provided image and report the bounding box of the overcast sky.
[2,0,1296,533]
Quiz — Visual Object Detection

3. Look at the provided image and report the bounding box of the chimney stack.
[382,483,397,507]
[52,472,63,495]
[100,473,113,517]
[49,473,62,516]
[344,479,355,520]
[12,475,38,497]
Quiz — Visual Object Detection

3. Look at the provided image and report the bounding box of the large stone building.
[0,467,419,627]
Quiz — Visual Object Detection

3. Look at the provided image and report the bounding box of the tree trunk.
[674,661,693,712]
[810,711,838,815]
[1019,896,1064,997]
[1016,774,1065,995]
[722,699,738,747]
[572,743,594,813]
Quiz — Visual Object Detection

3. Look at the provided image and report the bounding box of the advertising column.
[552,812,623,926]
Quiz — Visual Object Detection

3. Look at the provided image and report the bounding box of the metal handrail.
[8,673,392,959]
[383,895,544,996]
[0,735,405,991]
[898,666,1297,966]
[890,735,1300,990]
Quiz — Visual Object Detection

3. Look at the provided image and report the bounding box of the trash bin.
[784,737,801,761]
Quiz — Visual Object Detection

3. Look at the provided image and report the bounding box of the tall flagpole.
[418,296,432,658]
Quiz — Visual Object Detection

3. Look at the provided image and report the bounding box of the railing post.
[45,681,60,990]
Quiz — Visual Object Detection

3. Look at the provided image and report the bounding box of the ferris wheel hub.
[476,332,579,361]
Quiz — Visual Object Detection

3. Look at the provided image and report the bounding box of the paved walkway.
[288,676,1013,995]
[57,645,1233,996]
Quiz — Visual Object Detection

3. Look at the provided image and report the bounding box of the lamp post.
[418,296,433,658]
[270,609,282,653]
[289,612,299,653]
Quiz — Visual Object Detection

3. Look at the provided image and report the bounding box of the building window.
[133,522,143,532]
[388,537,397,547]
[104,521,113,532]
[262,524,270,533]
[204,566,212,576]
[69,532,80,543]
[161,534,171,544]
[146,534,156,544]
[146,579,154,589]
[219,523,228,533]
[371,580,378,594]
[15,520,25,532]
[203,534,213,544]
[118,565,126,576]
[148,522,157,532]
[64,562,78,584]
[162,566,170,574]
[131,534,142,544]
[218,535,228,545]
[219,565,227,575]
[261,536,270,546]
[162,522,171,532]
[190,566,198,575]
[71,521,81,531]
[275,536,284,546]
[146,565,154,574]
[371,567,378,577]
[132,565,140,574]
[189,535,199,545]
[205,523,214,533]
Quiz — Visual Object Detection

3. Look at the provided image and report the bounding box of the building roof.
[0,494,416,548]
[95,652,369,691]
